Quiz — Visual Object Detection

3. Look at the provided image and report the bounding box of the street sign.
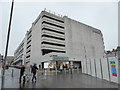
[52,56,69,61]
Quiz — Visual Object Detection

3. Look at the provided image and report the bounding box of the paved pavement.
[0,69,119,88]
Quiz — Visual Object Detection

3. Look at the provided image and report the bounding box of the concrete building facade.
[13,10,105,79]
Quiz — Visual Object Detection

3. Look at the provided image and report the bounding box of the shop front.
[41,55,69,70]
[41,55,82,73]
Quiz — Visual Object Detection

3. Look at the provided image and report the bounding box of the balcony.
[42,17,64,27]
[42,30,65,38]
[41,37,65,45]
[41,44,65,51]
[42,24,64,33]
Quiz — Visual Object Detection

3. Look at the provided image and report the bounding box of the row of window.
[42,15,64,23]
[15,54,23,60]
[42,34,65,40]
[26,50,31,54]
[42,21,64,29]
[42,49,65,55]
[15,48,24,57]
[19,48,23,54]
[26,30,32,58]
[27,40,31,44]
[41,41,65,47]
[27,30,32,36]
[27,34,32,40]
[27,45,31,49]
[26,55,30,58]
[15,43,24,54]
[42,27,64,34]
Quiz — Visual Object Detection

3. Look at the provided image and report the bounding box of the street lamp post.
[1,0,14,89]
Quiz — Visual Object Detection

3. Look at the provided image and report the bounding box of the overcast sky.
[0,1,118,56]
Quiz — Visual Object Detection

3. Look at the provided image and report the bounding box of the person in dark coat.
[31,64,38,82]
[18,65,25,83]
[11,65,25,83]
[6,65,26,83]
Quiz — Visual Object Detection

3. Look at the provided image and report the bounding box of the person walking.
[6,64,26,83]
[19,65,26,83]
[60,64,63,72]
[13,65,25,83]
[31,63,38,82]
[39,64,41,70]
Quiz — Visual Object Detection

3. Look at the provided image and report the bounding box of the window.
[42,49,65,55]
[27,45,31,49]
[27,40,31,44]
[26,55,30,58]
[42,15,64,23]
[42,34,65,40]
[41,41,65,47]
[26,50,31,53]
[27,35,32,40]
[27,30,32,36]
[42,28,64,34]
[42,21,64,29]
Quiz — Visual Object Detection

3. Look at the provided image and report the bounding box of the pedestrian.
[13,65,26,83]
[6,64,26,83]
[39,64,41,70]
[31,63,38,82]
[60,64,63,72]
[65,64,68,72]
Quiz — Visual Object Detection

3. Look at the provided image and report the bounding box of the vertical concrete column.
[94,59,97,77]
[21,60,23,65]
[100,59,103,79]
[69,61,73,74]
[55,61,58,75]
[107,57,111,81]
[89,59,92,75]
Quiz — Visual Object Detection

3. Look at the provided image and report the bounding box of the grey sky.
[1,1,118,56]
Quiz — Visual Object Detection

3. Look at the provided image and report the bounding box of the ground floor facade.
[1,68,119,88]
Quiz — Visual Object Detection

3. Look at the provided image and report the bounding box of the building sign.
[110,61,117,77]
[52,56,69,61]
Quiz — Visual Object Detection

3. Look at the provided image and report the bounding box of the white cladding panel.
[91,59,96,77]
[64,17,104,78]
[64,17,104,60]
[101,58,110,81]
